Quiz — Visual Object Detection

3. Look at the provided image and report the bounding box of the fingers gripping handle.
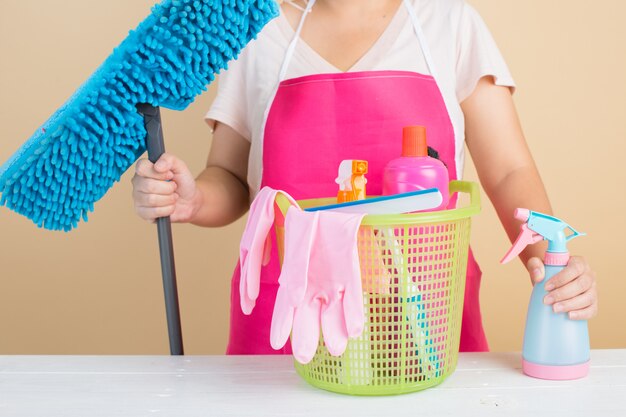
[138,103,184,355]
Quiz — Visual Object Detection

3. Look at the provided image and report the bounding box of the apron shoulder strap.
[279,0,317,81]
[402,0,440,82]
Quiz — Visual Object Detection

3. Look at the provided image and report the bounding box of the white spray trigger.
[335,160,354,191]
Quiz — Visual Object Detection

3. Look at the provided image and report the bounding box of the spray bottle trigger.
[500,223,544,264]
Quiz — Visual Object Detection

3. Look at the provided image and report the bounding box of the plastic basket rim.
[276,180,480,226]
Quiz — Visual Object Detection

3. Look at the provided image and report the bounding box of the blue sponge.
[0,0,278,231]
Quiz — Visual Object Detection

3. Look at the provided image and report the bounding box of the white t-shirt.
[205,0,515,196]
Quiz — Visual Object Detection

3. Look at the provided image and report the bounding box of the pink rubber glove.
[239,187,298,315]
[270,207,319,355]
[271,207,366,364]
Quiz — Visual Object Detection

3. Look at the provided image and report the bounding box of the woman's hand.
[526,256,598,320]
[131,153,201,224]
[131,122,251,228]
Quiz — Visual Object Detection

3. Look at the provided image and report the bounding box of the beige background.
[1,0,624,354]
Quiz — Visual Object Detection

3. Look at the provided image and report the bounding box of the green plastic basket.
[275,180,481,395]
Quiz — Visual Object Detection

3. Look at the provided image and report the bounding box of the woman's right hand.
[132,153,201,223]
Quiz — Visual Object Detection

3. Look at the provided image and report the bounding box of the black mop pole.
[138,103,184,355]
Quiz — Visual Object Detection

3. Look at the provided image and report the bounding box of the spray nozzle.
[335,160,368,203]
[501,208,585,264]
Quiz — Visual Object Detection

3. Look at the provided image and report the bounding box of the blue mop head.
[0,0,278,231]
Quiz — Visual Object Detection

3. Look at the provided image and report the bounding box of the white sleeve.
[455,2,516,102]
[204,48,251,141]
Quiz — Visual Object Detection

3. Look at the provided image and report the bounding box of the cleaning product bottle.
[501,209,590,380]
[335,160,368,203]
[382,126,449,210]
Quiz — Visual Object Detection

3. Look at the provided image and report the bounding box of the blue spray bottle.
[501,209,590,380]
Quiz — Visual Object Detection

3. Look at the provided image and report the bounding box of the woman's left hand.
[526,256,598,320]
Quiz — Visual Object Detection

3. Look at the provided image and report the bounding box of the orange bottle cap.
[402,126,428,157]
[352,160,368,175]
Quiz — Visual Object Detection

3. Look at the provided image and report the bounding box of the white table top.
[1,350,625,417]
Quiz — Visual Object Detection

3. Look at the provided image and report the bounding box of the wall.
[1,0,624,354]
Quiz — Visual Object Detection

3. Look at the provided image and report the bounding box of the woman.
[131,0,598,353]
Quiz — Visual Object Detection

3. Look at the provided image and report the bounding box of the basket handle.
[275,192,293,218]
[449,180,481,214]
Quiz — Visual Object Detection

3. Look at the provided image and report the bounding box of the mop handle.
[137,103,184,355]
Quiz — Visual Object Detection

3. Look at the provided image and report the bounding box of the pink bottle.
[382,126,449,210]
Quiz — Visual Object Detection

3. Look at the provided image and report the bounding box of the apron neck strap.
[278,0,440,84]
[279,0,317,81]
[402,0,440,82]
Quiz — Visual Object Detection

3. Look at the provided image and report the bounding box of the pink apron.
[226,0,488,354]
